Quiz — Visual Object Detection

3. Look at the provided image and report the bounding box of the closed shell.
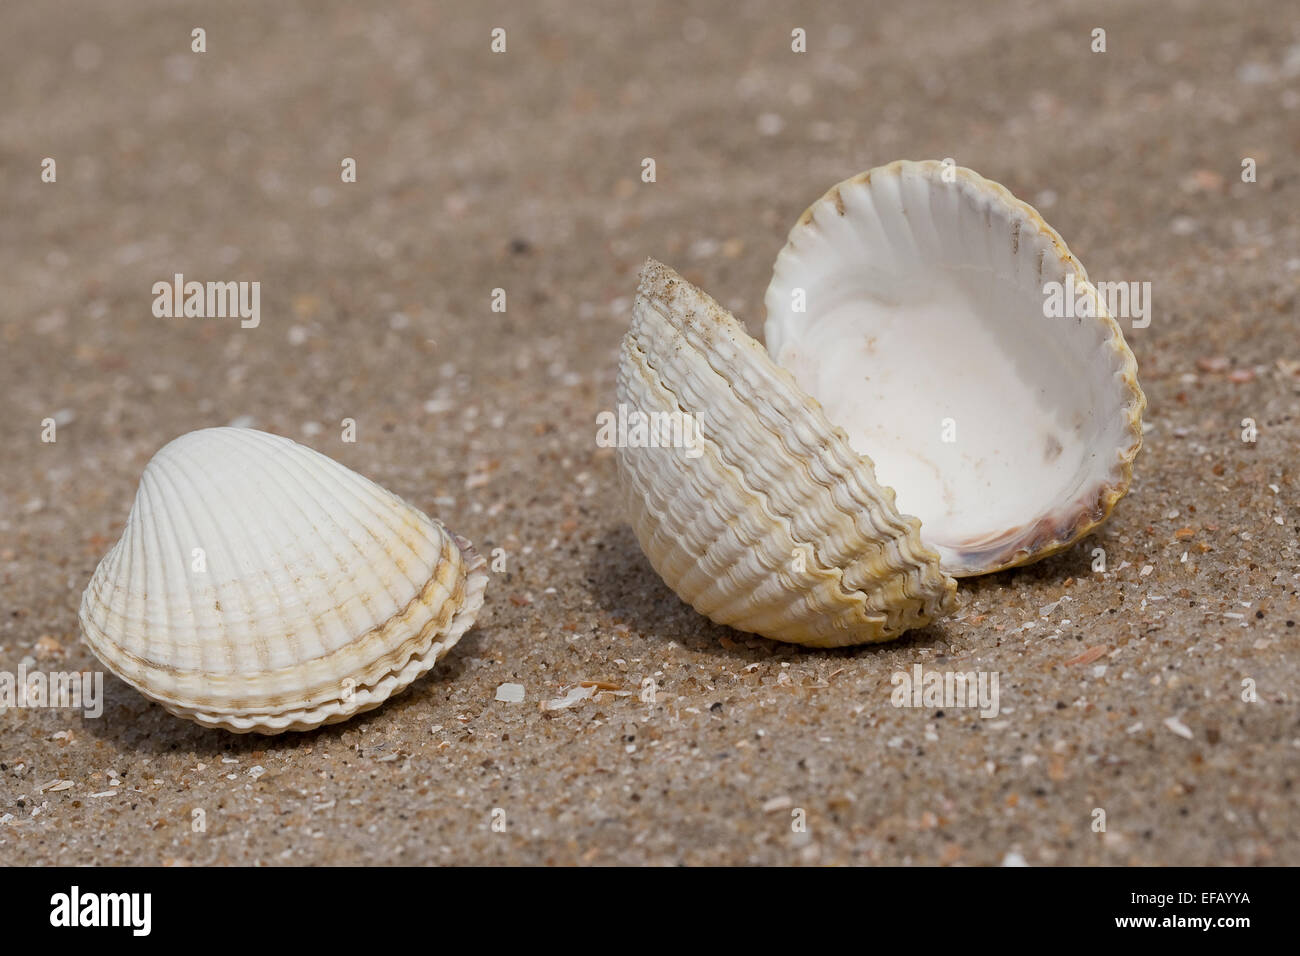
[79,427,487,733]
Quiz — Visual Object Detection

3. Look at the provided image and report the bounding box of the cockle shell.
[618,260,958,648]
[616,160,1143,646]
[765,160,1144,575]
[79,427,487,733]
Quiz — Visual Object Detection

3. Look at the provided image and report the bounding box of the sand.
[1,0,1297,865]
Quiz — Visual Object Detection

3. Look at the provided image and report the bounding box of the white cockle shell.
[765,160,1144,575]
[617,260,958,648]
[616,161,1143,645]
[79,427,487,733]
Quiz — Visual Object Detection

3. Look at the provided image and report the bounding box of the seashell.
[616,160,1143,645]
[765,160,1144,575]
[79,427,487,733]
[617,259,958,648]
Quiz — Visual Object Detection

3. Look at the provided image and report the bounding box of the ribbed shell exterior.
[79,428,487,733]
[617,259,957,647]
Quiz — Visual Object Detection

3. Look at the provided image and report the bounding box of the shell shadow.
[584,523,954,662]
[77,625,487,758]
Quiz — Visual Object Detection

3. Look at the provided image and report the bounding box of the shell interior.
[765,160,1144,575]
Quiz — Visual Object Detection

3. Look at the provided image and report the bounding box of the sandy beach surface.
[1,0,1298,865]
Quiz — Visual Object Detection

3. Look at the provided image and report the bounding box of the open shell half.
[617,260,958,648]
[766,160,1145,576]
